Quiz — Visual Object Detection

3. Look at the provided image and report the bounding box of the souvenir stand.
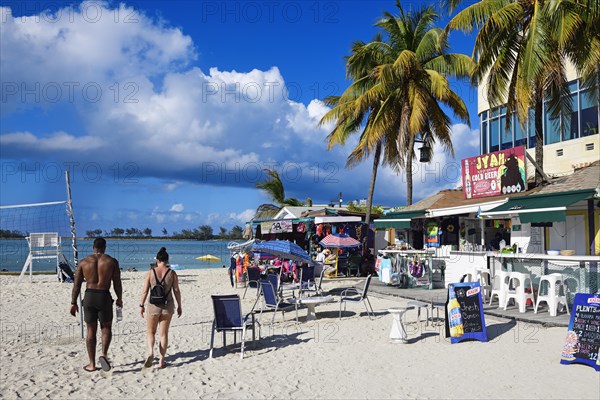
[377,249,435,290]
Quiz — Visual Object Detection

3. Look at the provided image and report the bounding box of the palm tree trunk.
[406,133,416,205]
[534,88,544,185]
[399,100,414,205]
[365,142,382,224]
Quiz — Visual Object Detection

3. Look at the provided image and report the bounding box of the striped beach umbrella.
[319,233,361,248]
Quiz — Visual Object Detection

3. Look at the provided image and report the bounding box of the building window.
[564,93,579,141]
[500,115,512,149]
[481,120,488,154]
[528,108,536,149]
[514,114,527,148]
[544,102,561,144]
[490,117,499,152]
[581,90,599,137]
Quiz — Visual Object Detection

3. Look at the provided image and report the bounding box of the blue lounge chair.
[243,267,262,299]
[339,274,374,319]
[259,276,298,324]
[298,264,316,296]
[209,294,260,359]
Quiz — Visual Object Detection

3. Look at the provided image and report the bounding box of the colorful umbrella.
[319,234,361,277]
[252,240,313,264]
[319,233,361,248]
[253,251,276,260]
[196,254,221,262]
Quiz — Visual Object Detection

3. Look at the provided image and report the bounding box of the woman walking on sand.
[139,247,182,368]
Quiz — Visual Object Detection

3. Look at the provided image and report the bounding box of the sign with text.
[445,282,488,344]
[560,293,600,371]
[260,220,293,234]
[462,146,526,199]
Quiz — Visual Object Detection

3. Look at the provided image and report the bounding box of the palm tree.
[445,0,597,185]
[323,2,472,206]
[255,168,303,207]
[320,34,400,223]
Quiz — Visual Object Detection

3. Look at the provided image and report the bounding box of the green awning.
[485,189,596,223]
[373,210,426,229]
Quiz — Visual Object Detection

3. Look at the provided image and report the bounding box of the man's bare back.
[78,253,120,290]
[70,238,123,314]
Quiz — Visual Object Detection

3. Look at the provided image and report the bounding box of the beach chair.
[243,267,262,299]
[339,274,374,320]
[298,264,316,296]
[300,264,326,297]
[209,294,260,360]
[279,266,301,299]
[259,276,298,324]
[345,252,362,277]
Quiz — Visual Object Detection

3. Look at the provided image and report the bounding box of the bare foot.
[144,355,154,368]
[83,364,97,372]
[159,359,166,369]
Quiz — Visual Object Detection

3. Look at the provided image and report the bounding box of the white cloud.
[169,203,184,212]
[228,209,256,224]
[0,2,482,213]
[164,182,180,192]
[0,131,104,151]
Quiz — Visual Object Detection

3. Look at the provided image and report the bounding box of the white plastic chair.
[534,273,570,317]
[504,272,534,313]
[478,270,492,301]
[489,270,510,307]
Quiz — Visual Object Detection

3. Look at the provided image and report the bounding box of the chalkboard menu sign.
[445,282,488,344]
[560,293,600,371]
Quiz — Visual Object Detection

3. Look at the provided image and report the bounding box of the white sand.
[0,269,597,399]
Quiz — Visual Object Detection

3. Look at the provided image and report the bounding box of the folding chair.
[259,276,298,324]
[339,274,374,319]
[209,294,260,359]
[243,267,262,299]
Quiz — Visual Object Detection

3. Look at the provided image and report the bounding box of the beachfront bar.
[373,162,600,297]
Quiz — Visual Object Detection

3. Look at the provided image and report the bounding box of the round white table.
[407,300,430,325]
[289,296,334,320]
[388,306,414,343]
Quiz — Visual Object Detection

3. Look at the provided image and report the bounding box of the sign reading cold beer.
[462,146,527,199]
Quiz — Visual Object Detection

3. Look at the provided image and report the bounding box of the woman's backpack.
[149,269,171,306]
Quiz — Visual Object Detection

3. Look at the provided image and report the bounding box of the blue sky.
[0,0,480,234]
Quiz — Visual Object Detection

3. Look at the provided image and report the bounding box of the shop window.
[580,90,599,137]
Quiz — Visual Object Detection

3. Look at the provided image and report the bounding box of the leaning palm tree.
[356,2,472,205]
[445,0,597,184]
[255,168,303,207]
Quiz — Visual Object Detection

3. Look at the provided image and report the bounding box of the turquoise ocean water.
[0,238,233,272]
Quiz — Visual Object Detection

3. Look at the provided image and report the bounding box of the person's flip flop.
[143,356,153,368]
[83,365,97,372]
[99,356,111,371]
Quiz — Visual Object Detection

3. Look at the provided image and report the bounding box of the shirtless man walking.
[70,238,122,372]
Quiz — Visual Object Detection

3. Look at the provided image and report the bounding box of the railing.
[489,253,600,302]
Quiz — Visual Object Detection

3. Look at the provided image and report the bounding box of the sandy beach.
[0,268,597,399]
